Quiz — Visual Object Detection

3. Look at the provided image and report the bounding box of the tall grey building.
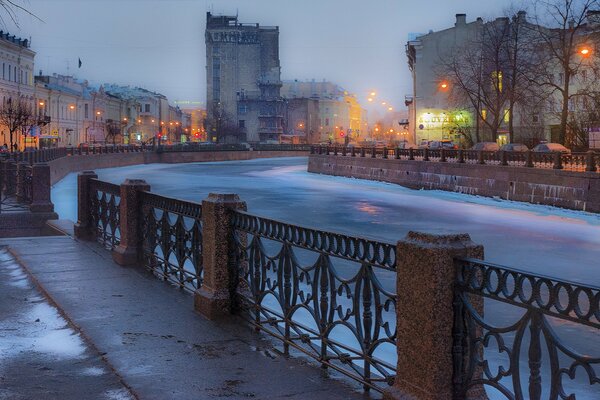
[205,12,284,143]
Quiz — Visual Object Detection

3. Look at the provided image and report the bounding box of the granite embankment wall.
[48,150,308,185]
[308,154,600,212]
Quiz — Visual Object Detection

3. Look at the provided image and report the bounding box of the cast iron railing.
[231,210,397,392]
[312,146,600,173]
[453,258,600,399]
[139,191,203,292]
[88,179,121,250]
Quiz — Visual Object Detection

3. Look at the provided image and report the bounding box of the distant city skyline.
[6,0,515,110]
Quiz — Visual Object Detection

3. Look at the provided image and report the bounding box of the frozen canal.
[53,157,600,285]
[52,157,600,398]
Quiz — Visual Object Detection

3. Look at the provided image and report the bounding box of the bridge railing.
[311,145,600,173]
[74,173,600,398]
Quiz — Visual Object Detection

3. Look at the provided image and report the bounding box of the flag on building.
[78,58,82,68]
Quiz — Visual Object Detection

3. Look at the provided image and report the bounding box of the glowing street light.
[69,104,75,110]
[370,91,376,96]
[367,98,373,102]
[388,107,394,111]
[38,101,44,106]
[580,47,591,57]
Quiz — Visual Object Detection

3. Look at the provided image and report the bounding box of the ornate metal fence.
[453,258,600,399]
[231,210,397,392]
[139,191,203,292]
[312,146,600,173]
[88,179,121,250]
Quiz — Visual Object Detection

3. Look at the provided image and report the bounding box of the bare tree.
[0,97,35,151]
[207,103,242,143]
[105,119,122,145]
[439,18,516,142]
[0,0,42,28]
[527,0,600,146]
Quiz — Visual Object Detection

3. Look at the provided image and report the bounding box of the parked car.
[429,140,458,150]
[532,143,571,153]
[471,142,500,151]
[500,143,529,152]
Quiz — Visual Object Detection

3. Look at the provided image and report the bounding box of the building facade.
[281,80,367,144]
[406,11,600,148]
[0,31,35,149]
[205,12,284,143]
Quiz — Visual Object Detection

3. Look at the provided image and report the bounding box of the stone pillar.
[4,159,16,195]
[194,193,247,320]
[30,164,54,213]
[16,161,28,202]
[74,171,98,239]
[477,151,485,165]
[384,232,484,400]
[500,150,508,166]
[113,179,150,266]
[553,151,563,170]
[586,150,597,172]
[525,150,534,168]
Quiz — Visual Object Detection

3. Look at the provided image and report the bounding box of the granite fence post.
[29,163,54,213]
[74,171,98,239]
[16,161,27,202]
[384,231,484,400]
[5,159,16,195]
[586,150,597,172]
[113,179,150,266]
[194,193,247,320]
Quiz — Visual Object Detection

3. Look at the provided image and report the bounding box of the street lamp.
[579,47,591,57]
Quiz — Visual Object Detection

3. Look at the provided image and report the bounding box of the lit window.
[491,71,503,92]
[504,109,510,123]
[481,109,487,120]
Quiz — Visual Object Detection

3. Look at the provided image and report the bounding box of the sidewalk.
[0,246,134,400]
[1,234,374,400]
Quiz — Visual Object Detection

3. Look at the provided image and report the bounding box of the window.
[532,114,539,124]
[237,104,248,114]
[238,120,245,129]
[325,118,329,126]
[84,103,89,118]
[503,109,510,123]
[492,71,503,92]
[13,66,16,82]
[144,104,150,113]
[8,65,10,81]
[2,63,5,80]
[481,109,487,120]
[558,73,564,85]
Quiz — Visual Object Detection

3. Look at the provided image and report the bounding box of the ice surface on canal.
[53,157,600,285]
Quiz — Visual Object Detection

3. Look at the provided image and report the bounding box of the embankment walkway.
[1,230,372,400]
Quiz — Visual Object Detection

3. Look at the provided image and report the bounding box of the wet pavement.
[0,246,134,400]
[1,235,375,400]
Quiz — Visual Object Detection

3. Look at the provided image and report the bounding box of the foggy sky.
[7,0,515,110]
